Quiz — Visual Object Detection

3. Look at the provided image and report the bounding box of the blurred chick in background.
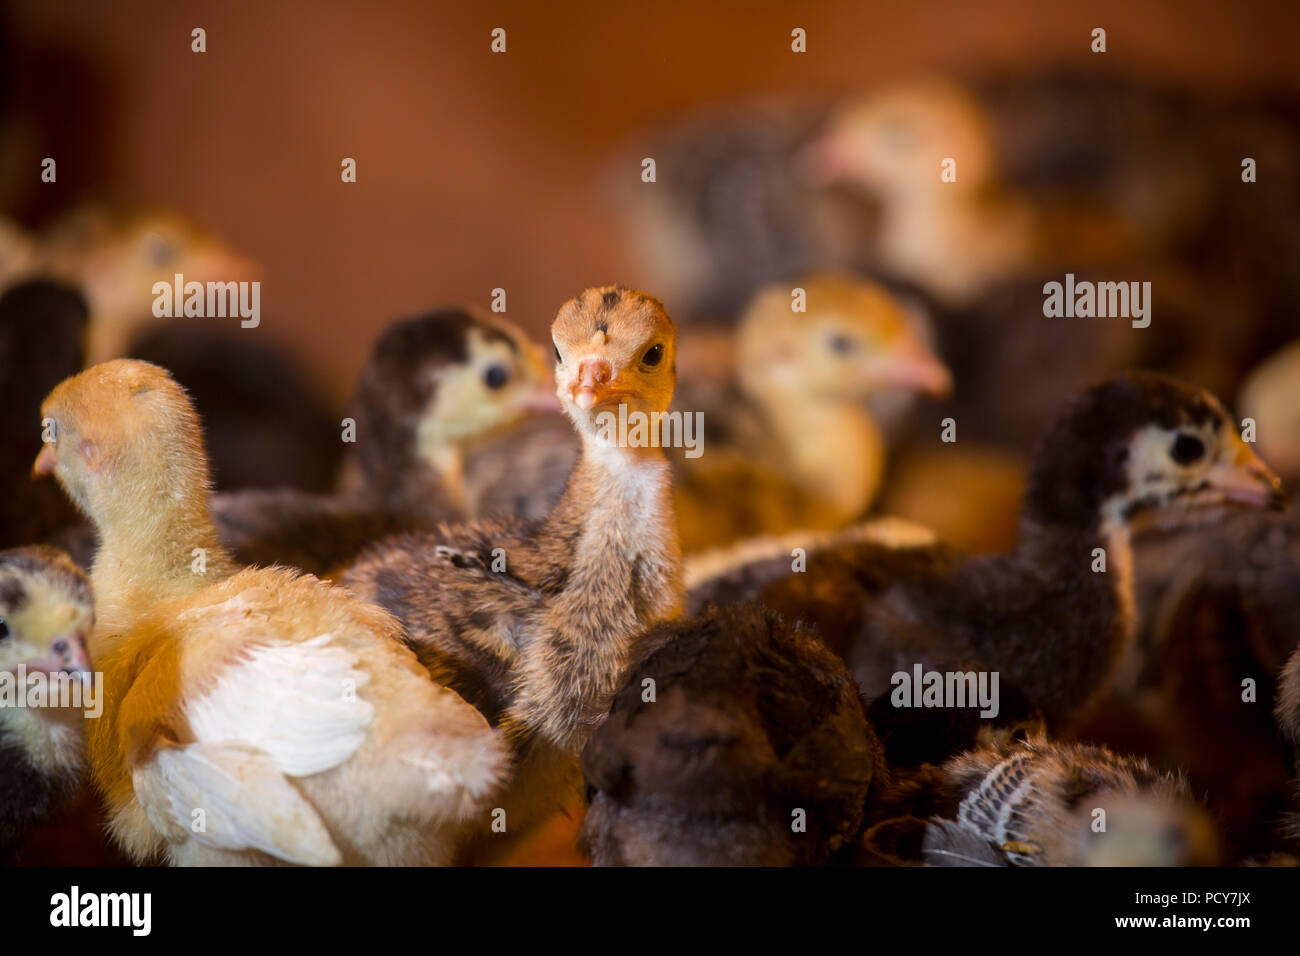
[1238,341,1300,487]
[607,97,874,320]
[804,77,1041,305]
[673,273,950,552]
[33,203,258,365]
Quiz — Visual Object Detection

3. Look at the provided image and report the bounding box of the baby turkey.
[343,286,684,859]
[0,546,94,861]
[806,77,1142,306]
[693,372,1285,741]
[337,306,559,521]
[52,307,558,576]
[36,360,507,866]
[673,273,950,552]
[866,727,1218,867]
[36,204,257,364]
[580,603,884,866]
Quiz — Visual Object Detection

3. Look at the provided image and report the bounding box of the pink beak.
[571,359,619,411]
[525,384,563,413]
[879,344,953,397]
[27,633,92,678]
[1212,448,1286,510]
[32,444,57,478]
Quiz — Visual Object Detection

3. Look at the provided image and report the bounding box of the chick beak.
[797,135,852,186]
[1207,444,1286,510]
[571,358,618,411]
[26,633,92,680]
[31,443,57,478]
[524,379,563,413]
[877,341,953,397]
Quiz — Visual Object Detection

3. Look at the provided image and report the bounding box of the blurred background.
[4,0,1299,400]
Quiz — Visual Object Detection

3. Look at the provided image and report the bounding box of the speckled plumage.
[580,603,884,866]
[343,287,685,858]
[866,728,1218,867]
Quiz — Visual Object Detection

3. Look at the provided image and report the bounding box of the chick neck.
[519,423,684,754]
[739,368,884,522]
[963,498,1136,729]
[876,184,1032,304]
[89,469,237,644]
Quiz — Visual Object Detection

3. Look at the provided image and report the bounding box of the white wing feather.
[133,630,375,865]
[135,742,342,866]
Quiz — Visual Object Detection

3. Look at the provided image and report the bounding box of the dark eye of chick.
[554,343,563,364]
[827,333,857,355]
[642,344,664,367]
[1170,432,1206,465]
[483,364,509,390]
[144,235,177,267]
[0,618,8,641]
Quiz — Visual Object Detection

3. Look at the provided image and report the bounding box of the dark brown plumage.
[1078,505,1300,861]
[580,603,884,866]
[690,373,1284,752]
[128,325,341,492]
[0,280,87,549]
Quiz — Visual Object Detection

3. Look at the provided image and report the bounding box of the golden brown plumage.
[37,359,507,865]
[672,274,950,552]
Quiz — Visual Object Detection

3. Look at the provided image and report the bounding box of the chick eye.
[483,364,509,390]
[553,343,563,364]
[827,333,857,355]
[0,619,8,641]
[142,234,178,268]
[642,344,664,367]
[1170,433,1206,465]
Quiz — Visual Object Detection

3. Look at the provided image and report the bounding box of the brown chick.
[52,308,559,576]
[0,546,94,861]
[36,360,507,865]
[337,307,560,521]
[36,204,257,364]
[342,286,684,860]
[672,274,951,553]
[806,77,1141,306]
[580,603,885,866]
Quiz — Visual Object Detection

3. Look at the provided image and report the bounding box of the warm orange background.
[5,0,1298,399]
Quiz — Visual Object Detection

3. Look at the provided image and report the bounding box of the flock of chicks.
[3,70,1300,867]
